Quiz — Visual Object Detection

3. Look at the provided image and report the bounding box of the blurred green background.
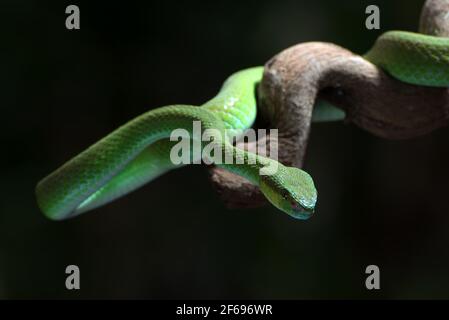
[1,0,449,299]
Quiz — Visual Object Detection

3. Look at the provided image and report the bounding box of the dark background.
[1,0,449,299]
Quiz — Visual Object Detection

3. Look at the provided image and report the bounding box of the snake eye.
[290,200,302,211]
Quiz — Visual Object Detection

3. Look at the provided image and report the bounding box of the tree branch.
[207,0,449,209]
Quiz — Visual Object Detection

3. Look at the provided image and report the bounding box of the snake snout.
[290,200,315,220]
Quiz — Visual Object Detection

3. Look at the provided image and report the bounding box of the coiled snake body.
[36,4,449,221]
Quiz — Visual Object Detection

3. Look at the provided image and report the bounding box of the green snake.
[36,28,449,221]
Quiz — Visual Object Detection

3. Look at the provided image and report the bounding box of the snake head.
[260,165,317,220]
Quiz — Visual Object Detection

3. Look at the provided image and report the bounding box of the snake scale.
[36,0,449,221]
